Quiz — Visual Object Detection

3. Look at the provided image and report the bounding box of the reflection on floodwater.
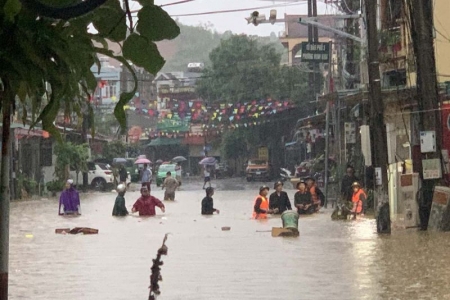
[8,179,450,299]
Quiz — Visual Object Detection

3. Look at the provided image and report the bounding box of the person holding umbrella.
[141,163,152,191]
[199,157,216,189]
[202,166,211,190]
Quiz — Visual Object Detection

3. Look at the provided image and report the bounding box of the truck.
[245,159,271,182]
[245,147,271,182]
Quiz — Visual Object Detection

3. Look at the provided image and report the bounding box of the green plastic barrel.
[281,210,299,233]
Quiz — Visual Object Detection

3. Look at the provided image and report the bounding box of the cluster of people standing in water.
[58,170,366,220]
[252,176,367,220]
[252,177,325,219]
[58,174,220,217]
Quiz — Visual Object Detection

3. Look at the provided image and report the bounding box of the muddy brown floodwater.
[8,178,450,299]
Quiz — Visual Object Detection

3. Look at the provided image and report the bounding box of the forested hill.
[158,23,287,73]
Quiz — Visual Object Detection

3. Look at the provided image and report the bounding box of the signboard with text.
[300,42,330,63]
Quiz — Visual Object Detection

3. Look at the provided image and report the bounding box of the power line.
[131,1,307,16]
[161,0,196,7]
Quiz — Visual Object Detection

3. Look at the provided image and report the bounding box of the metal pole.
[0,100,12,299]
[324,101,330,208]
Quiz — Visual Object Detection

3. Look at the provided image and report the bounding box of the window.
[382,69,406,88]
[40,140,53,167]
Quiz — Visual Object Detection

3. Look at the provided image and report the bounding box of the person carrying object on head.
[112,184,128,216]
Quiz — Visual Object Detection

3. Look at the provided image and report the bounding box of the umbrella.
[172,156,187,163]
[156,159,163,164]
[199,157,217,165]
[113,158,127,164]
[135,158,151,164]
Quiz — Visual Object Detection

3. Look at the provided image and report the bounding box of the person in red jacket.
[132,187,165,216]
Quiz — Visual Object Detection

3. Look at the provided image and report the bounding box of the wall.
[434,0,450,83]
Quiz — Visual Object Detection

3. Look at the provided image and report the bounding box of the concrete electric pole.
[363,0,391,233]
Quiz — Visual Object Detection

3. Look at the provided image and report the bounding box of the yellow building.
[434,0,450,84]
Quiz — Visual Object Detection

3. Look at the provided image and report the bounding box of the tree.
[103,140,126,161]
[0,0,180,296]
[54,142,89,185]
[196,34,312,106]
[196,35,281,102]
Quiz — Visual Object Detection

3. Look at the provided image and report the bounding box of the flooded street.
[8,178,450,299]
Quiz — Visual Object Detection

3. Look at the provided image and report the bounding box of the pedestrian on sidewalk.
[163,171,179,201]
[269,181,292,214]
[131,187,165,216]
[294,181,314,215]
[202,167,211,189]
[59,179,81,215]
[201,187,220,215]
[351,182,367,219]
[252,185,274,219]
[141,163,152,192]
[112,184,128,216]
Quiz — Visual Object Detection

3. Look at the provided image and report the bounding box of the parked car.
[246,159,271,182]
[70,162,114,191]
[156,164,177,187]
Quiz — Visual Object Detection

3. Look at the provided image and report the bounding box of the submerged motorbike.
[278,168,297,189]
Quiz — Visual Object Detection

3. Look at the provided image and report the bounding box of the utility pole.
[363,0,390,233]
[307,0,314,115]
[345,0,355,89]
[407,0,442,230]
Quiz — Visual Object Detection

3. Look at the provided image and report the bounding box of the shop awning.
[147,138,182,147]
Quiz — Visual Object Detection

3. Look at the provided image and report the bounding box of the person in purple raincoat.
[59,179,81,215]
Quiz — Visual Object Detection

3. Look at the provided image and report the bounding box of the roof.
[283,14,338,39]
[147,138,182,147]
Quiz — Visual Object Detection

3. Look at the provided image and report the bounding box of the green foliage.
[0,0,180,138]
[17,173,38,195]
[126,143,141,158]
[46,180,64,193]
[196,34,312,104]
[123,34,165,74]
[103,140,126,161]
[54,142,89,182]
[221,130,249,161]
[136,5,180,42]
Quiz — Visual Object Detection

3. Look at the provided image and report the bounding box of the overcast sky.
[148,0,339,36]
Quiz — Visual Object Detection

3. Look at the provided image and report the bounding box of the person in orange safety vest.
[305,177,325,212]
[252,185,274,219]
[351,182,367,219]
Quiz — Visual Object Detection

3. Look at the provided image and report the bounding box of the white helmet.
[117,184,126,192]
